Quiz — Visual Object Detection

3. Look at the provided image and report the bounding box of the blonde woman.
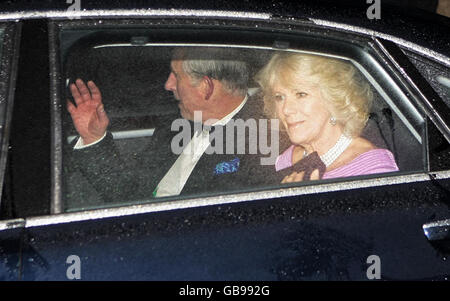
[256,52,398,183]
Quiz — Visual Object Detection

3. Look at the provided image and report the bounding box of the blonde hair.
[255,52,373,137]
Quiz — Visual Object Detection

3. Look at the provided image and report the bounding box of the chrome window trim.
[0,9,271,21]
[0,169,449,230]
[49,21,63,214]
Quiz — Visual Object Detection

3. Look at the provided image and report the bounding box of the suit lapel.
[181,95,262,194]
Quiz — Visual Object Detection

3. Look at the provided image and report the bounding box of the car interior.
[60,30,426,212]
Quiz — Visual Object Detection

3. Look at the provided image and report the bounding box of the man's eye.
[296,92,307,98]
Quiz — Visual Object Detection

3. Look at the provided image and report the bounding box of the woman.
[255,52,398,183]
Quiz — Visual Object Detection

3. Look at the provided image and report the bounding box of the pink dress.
[275,145,399,179]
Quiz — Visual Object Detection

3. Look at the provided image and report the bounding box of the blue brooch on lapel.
[214,157,240,175]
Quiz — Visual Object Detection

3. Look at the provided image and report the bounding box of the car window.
[0,23,21,218]
[54,23,427,213]
[0,28,5,211]
[401,48,450,109]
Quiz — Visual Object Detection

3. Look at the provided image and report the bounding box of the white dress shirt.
[154,95,247,197]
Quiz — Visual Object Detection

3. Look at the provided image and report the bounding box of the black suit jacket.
[69,96,278,203]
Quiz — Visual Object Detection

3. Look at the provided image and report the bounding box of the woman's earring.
[330,116,337,126]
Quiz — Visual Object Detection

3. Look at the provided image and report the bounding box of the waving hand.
[67,79,110,145]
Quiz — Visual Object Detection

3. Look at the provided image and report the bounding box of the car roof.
[0,0,448,58]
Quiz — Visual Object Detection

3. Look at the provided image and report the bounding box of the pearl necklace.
[319,134,352,167]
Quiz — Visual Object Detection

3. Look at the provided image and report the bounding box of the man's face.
[164,60,206,121]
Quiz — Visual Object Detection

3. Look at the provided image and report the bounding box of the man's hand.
[67,79,109,145]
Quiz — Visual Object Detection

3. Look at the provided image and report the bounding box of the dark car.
[0,0,449,282]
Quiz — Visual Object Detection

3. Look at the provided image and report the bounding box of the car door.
[0,13,449,281]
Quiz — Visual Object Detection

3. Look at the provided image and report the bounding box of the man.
[67,47,274,203]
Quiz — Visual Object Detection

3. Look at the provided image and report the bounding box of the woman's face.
[273,76,332,147]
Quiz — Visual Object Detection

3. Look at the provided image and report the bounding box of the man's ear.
[202,76,214,100]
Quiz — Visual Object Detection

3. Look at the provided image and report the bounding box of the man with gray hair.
[67,47,273,202]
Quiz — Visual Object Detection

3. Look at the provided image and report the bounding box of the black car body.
[0,0,449,281]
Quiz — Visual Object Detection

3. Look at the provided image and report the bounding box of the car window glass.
[0,24,22,219]
[402,49,450,109]
[58,28,426,213]
[0,28,5,211]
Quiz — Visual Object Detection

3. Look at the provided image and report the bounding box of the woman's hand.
[281,169,320,183]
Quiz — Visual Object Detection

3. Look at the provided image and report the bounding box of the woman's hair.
[255,52,373,137]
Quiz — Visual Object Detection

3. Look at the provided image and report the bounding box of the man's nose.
[164,72,176,91]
